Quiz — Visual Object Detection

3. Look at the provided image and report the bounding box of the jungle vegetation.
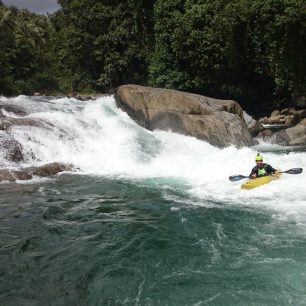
[0,0,305,115]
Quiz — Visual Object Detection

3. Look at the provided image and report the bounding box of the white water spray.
[1,95,305,220]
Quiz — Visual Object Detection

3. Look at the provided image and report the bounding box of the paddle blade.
[229,175,248,182]
[282,168,303,174]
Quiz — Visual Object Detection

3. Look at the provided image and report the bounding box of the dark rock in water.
[244,112,264,137]
[0,116,61,164]
[273,130,291,145]
[0,104,27,117]
[273,124,306,146]
[0,162,74,182]
[0,117,54,131]
[0,170,33,182]
[257,129,274,139]
[0,135,24,162]
[115,85,254,148]
[28,162,73,177]
[67,93,110,101]
[287,125,306,145]
[0,170,16,181]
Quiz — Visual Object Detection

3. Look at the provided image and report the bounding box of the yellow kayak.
[241,173,281,189]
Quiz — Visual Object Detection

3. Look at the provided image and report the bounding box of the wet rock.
[273,130,291,145]
[67,93,110,101]
[0,162,74,182]
[115,85,254,148]
[0,117,54,131]
[289,136,306,146]
[0,170,15,182]
[0,135,24,162]
[29,162,73,177]
[0,104,27,117]
[273,125,306,146]
[0,170,32,182]
[244,112,264,137]
[286,125,306,145]
[257,129,274,139]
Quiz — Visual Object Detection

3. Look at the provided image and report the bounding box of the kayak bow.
[241,173,281,190]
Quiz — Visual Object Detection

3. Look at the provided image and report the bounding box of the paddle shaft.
[229,167,303,182]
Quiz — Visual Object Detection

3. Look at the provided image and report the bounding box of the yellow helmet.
[255,153,263,161]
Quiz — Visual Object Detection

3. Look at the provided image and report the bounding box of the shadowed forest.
[0,0,305,115]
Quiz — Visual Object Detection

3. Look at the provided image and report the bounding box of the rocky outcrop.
[273,119,306,146]
[259,108,306,125]
[115,85,254,147]
[256,108,306,146]
[0,162,74,182]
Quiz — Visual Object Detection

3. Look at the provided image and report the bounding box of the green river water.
[0,96,306,305]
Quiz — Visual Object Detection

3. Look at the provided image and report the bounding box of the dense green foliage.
[150,0,306,113]
[0,0,305,114]
[50,0,154,93]
[0,2,57,94]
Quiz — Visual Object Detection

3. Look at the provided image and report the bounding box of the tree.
[0,5,14,37]
[54,0,153,92]
[149,0,306,115]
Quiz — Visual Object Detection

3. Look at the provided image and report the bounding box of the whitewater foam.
[1,95,305,220]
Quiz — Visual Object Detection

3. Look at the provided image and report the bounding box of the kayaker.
[249,153,278,178]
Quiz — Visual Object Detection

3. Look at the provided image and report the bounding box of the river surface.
[0,96,306,305]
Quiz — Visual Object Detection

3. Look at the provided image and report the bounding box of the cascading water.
[1,95,306,305]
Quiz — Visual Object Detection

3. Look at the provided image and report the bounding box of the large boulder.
[273,123,306,146]
[115,85,254,147]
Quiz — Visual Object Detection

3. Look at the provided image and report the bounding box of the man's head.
[255,153,264,167]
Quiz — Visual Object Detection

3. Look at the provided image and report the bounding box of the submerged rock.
[0,117,57,163]
[0,170,32,182]
[115,85,254,148]
[0,117,54,131]
[28,162,73,177]
[0,135,24,162]
[0,104,28,117]
[0,162,74,183]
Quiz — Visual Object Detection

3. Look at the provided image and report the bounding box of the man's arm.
[265,164,277,174]
[249,166,257,178]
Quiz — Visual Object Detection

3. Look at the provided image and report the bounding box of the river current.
[0,96,306,305]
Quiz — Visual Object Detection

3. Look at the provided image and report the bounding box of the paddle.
[229,168,303,182]
[279,168,303,174]
[229,175,248,182]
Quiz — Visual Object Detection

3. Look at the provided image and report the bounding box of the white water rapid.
[1,95,305,221]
